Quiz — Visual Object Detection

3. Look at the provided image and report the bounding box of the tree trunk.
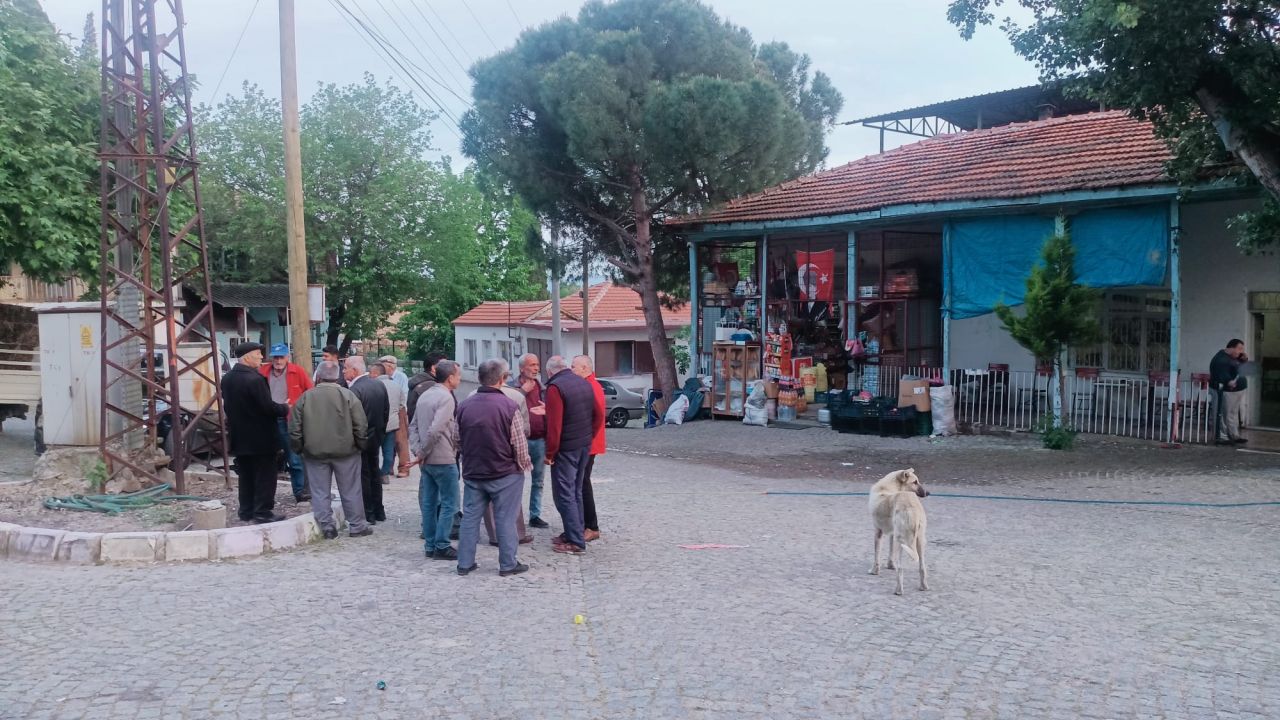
[1196,86,1280,202]
[631,190,679,400]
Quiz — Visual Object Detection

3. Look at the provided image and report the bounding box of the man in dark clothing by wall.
[543,354,600,554]
[455,358,532,577]
[1210,338,1250,445]
[220,342,289,524]
[346,356,389,527]
[406,352,446,423]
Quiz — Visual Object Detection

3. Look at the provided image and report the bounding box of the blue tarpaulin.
[946,204,1168,319]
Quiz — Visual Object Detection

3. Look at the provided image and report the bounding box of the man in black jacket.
[345,356,389,527]
[406,352,445,423]
[1210,338,1250,445]
[221,342,289,523]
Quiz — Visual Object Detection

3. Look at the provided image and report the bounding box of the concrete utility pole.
[549,224,562,357]
[279,0,312,371]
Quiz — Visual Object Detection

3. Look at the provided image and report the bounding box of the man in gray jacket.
[289,361,371,539]
[409,359,462,560]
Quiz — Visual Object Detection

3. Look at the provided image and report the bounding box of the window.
[498,340,512,366]
[464,339,477,367]
[598,379,617,395]
[1072,290,1170,372]
[482,340,492,361]
[615,341,634,375]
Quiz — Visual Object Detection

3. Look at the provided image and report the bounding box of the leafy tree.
[391,168,544,357]
[0,1,99,281]
[462,0,842,397]
[947,0,1280,248]
[994,229,1102,430]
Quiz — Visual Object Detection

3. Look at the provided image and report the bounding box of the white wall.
[1178,198,1274,372]
[453,325,527,383]
[948,313,1036,371]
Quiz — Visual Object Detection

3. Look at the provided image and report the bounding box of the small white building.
[452,282,689,391]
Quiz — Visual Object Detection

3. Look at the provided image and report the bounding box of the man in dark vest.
[543,354,600,554]
[345,356,388,528]
[1210,338,1249,445]
[455,358,532,577]
[220,342,289,523]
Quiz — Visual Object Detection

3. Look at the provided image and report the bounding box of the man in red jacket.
[261,344,314,502]
[571,354,606,542]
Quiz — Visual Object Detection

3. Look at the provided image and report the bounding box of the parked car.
[597,378,645,428]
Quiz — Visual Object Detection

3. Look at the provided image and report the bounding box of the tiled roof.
[453,283,688,331]
[675,111,1173,227]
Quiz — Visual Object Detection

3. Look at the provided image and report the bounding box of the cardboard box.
[898,378,931,412]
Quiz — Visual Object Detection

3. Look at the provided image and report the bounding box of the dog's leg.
[894,547,904,595]
[869,528,881,575]
[917,530,929,591]
[886,532,896,570]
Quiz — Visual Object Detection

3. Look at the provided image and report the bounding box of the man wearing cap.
[314,345,348,388]
[261,344,313,502]
[378,355,412,477]
[221,342,289,523]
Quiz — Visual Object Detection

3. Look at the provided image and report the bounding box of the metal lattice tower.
[99,0,228,494]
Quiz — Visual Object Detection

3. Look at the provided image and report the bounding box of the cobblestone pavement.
[3,424,1279,719]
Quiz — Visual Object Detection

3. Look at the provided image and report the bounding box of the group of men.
[220,341,608,576]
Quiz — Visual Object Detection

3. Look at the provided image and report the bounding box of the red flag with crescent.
[795,249,835,302]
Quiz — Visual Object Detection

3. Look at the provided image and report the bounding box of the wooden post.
[550,224,561,357]
[581,242,590,357]
[279,0,312,372]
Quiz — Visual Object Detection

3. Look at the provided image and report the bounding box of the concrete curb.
[0,501,343,566]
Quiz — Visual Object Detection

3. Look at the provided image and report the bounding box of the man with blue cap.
[261,343,313,502]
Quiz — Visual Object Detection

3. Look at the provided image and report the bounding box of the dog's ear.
[906,468,915,476]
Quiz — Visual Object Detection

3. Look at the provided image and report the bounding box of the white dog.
[868,468,930,595]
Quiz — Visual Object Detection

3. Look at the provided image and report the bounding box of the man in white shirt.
[373,361,404,485]
[379,355,412,477]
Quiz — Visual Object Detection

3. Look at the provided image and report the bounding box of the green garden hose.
[43,483,209,514]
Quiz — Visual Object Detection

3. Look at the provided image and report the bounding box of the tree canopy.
[462,0,842,395]
[0,0,98,281]
[200,77,542,355]
[947,0,1280,248]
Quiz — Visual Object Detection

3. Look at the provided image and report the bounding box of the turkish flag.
[795,249,835,302]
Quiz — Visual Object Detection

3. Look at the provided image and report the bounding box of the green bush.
[1035,416,1077,450]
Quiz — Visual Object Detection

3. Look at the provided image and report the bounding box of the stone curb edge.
[0,501,346,566]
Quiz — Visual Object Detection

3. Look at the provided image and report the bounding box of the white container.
[817,407,831,425]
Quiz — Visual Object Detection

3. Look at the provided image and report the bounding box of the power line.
[421,1,477,69]
[209,0,263,105]
[328,0,464,140]
[346,0,471,109]
[378,0,472,100]
[458,0,502,52]
[504,0,524,30]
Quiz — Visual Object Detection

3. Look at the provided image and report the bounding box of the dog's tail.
[899,542,919,562]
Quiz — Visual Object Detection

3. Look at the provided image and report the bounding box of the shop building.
[675,92,1273,443]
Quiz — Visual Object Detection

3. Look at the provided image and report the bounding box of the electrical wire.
[328,0,464,140]
[341,0,469,116]
[407,0,475,79]
[208,0,263,106]
[420,0,477,68]
[377,0,472,101]
[458,0,502,52]
[504,0,524,30]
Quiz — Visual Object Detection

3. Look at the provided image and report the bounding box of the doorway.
[1248,292,1280,429]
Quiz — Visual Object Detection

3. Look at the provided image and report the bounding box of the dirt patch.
[0,459,313,533]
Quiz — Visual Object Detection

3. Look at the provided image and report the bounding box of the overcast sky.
[40,0,1039,168]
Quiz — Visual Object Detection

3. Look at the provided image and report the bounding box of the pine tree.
[994,229,1102,431]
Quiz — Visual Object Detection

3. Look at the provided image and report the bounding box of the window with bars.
[1072,290,1171,372]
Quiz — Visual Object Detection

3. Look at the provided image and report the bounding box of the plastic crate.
[879,406,919,438]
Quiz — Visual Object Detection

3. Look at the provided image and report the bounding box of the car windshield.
[599,380,614,393]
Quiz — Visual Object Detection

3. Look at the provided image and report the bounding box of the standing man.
[374,361,404,485]
[1211,338,1250,445]
[571,355,606,542]
[379,355,412,477]
[407,352,445,423]
[410,360,462,560]
[221,342,289,524]
[289,360,371,539]
[455,358,532,577]
[543,355,600,554]
[314,344,348,388]
[513,353,550,529]
[345,356,389,524]
[262,344,313,502]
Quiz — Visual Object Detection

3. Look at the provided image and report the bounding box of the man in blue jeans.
[513,353,549,528]
[409,360,462,560]
[261,344,313,502]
